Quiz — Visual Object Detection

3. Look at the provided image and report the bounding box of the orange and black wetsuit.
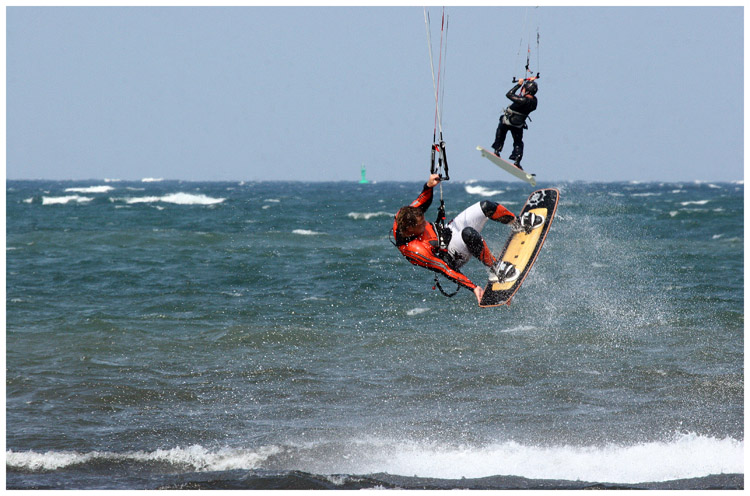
[392,183,477,291]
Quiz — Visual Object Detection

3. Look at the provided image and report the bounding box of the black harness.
[431,202,461,298]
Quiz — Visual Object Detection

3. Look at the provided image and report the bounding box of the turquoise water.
[6,179,743,489]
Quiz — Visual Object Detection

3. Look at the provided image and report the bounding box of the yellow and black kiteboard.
[479,188,559,308]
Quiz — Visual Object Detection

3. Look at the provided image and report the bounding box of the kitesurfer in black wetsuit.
[492,79,538,169]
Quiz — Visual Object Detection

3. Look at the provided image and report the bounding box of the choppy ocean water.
[6,179,743,489]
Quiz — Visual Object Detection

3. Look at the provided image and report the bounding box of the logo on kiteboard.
[527,190,547,207]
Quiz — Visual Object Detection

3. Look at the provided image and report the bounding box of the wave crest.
[41,195,93,205]
[348,212,393,220]
[115,193,225,205]
[7,432,742,484]
[465,185,504,197]
[64,186,114,194]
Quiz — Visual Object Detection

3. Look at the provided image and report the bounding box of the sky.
[5,5,745,183]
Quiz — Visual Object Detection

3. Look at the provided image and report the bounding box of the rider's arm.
[399,242,477,291]
[409,174,441,213]
[506,83,524,104]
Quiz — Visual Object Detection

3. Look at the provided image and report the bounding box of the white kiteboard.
[477,146,537,186]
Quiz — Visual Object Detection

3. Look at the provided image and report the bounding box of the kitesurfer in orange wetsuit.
[393,174,519,304]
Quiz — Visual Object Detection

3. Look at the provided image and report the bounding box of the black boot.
[510,145,523,169]
[508,153,522,169]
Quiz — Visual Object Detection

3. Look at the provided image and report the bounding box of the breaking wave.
[112,193,224,205]
[64,186,114,194]
[7,432,742,485]
[465,185,504,197]
[41,195,93,205]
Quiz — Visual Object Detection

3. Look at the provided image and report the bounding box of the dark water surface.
[6,179,743,489]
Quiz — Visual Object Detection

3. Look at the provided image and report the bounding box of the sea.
[6,178,744,490]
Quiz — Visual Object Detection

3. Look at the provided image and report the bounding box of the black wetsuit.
[491,83,538,166]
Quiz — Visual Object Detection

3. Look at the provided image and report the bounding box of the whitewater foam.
[340,432,743,484]
[498,324,535,333]
[64,186,114,194]
[406,307,429,316]
[348,212,393,220]
[7,445,282,473]
[7,433,740,484]
[42,195,93,205]
[465,185,504,197]
[113,193,224,205]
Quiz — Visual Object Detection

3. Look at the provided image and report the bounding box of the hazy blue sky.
[6,6,744,182]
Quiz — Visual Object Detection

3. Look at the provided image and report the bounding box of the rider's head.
[523,80,538,96]
[396,207,426,238]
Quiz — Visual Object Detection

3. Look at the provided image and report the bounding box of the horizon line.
[6,178,745,184]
